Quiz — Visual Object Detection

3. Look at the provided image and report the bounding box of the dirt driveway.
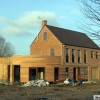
[0,83,100,100]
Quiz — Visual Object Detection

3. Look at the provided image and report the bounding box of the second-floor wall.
[62,45,100,66]
[30,26,62,56]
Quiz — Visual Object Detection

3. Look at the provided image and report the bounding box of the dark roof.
[46,25,100,49]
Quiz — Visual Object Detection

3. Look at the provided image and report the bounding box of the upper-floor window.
[72,49,75,63]
[50,49,54,56]
[43,32,47,40]
[66,48,69,62]
[78,50,81,63]
[96,52,99,59]
[91,51,94,58]
[84,50,87,63]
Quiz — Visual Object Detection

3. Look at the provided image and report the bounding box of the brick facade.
[30,20,100,81]
[0,20,100,83]
[30,26,62,56]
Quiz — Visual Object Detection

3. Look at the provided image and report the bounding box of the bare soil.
[0,83,100,100]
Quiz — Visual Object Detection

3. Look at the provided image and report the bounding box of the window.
[66,48,69,62]
[96,52,99,59]
[50,49,54,56]
[78,68,80,75]
[43,32,47,40]
[84,50,87,63]
[78,50,81,63]
[66,68,69,78]
[91,51,94,58]
[72,49,75,63]
[84,67,87,75]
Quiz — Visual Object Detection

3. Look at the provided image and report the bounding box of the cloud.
[71,9,82,16]
[0,11,59,36]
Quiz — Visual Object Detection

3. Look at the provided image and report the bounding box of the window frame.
[96,52,99,59]
[66,48,69,63]
[78,50,81,63]
[66,67,69,78]
[91,51,94,58]
[50,49,54,56]
[43,32,47,40]
[84,50,87,63]
[72,49,75,63]
[84,67,87,75]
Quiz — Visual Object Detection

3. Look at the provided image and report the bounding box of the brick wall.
[63,45,100,80]
[63,45,100,65]
[30,26,62,56]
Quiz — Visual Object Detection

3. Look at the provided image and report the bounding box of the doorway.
[66,68,68,78]
[54,68,59,81]
[29,69,36,80]
[91,67,98,80]
[14,65,20,82]
[73,68,76,80]
[38,68,45,79]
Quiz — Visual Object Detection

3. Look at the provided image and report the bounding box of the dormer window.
[43,32,47,40]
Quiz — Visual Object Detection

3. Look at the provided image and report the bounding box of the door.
[73,68,76,80]
[29,69,36,80]
[54,68,59,81]
[38,68,45,79]
[14,65,20,82]
[66,68,68,78]
[91,68,98,80]
[77,67,81,80]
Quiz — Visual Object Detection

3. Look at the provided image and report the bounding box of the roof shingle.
[47,25,100,49]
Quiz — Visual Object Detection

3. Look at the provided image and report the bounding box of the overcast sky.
[0,0,94,55]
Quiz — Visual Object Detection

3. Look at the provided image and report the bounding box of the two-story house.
[0,20,100,83]
[30,20,100,81]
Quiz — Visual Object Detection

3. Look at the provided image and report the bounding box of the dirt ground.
[0,83,100,100]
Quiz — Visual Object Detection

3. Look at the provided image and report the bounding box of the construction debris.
[64,78,70,84]
[22,79,49,87]
[0,80,13,86]
[82,81,96,84]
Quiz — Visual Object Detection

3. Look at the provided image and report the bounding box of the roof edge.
[63,44,100,50]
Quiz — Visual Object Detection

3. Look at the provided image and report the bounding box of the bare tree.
[0,35,15,57]
[76,0,100,40]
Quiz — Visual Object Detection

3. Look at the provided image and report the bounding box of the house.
[0,20,100,83]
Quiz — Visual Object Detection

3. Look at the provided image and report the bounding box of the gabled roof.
[46,25,100,49]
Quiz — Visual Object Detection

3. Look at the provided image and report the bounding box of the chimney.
[42,20,47,28]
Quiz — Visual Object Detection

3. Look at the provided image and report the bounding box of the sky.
[0,0,98,55]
